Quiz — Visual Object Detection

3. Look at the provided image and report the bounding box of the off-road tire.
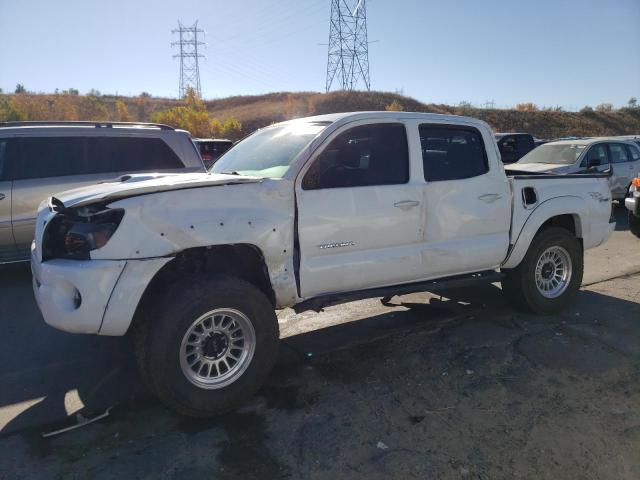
[136,274,279,417]
[629,211,640,238]
[501,227,583,314]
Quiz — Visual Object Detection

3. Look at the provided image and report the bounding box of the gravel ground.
[1,272,639,480]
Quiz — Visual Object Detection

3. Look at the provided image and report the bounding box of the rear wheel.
[136,275,279,417]
[630,211,640,238]
[501,227,583,314]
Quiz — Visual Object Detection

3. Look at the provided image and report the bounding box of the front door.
[296,122,424,298]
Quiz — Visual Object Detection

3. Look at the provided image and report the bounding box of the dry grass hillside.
[1,90,639,140]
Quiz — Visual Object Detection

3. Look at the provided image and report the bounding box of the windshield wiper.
[220,171,241,175]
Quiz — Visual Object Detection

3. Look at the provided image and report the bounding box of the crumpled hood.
[506,163,571,174]
[53,172,263,208]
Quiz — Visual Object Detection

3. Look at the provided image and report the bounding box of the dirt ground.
[0,270,639,480]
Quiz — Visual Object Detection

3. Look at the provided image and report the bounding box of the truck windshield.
[517,144,586,165]
[211,122,328,178]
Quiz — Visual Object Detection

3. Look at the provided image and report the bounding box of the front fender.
[502,196,585,269]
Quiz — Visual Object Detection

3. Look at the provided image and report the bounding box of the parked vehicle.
[626,178,640,237]
[507,138,640,202]
[194,138,234,169]
[495,133,536,163]
[0,121,205,263]
[31,112,614,417]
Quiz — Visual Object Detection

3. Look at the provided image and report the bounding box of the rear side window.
[302,123,409,190]
[88,137,183,173]
[12,137,87,180]
[609,144,630,163]
[420,125,488,181]
[627,144,640,161]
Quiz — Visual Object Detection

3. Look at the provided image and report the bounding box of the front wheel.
[501,227,583,314]
[630,211,640,238]
[136,275,279,417]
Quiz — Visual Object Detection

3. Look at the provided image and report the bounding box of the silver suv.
[0,121,205,263]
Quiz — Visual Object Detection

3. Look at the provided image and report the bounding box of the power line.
[172,21,205,98]
[325,0,371,92]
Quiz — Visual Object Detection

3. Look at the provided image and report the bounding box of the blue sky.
[0,0,638,110]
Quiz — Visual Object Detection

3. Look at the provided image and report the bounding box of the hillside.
[1,90,639,140]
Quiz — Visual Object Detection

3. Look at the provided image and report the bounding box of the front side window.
[302,123,409,190]
[88,137,183,173]
[14,137,87,180]
[212,122,328,179]
[581,144,609,167]
[420,126,488,181]
[609,144,629,164]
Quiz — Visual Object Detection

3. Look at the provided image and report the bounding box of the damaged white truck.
[31,112,615,416]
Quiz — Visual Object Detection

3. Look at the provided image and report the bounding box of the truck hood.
[52,172,263,208]
[506,163,572,174]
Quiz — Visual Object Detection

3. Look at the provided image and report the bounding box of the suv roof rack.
[0,121,175,130]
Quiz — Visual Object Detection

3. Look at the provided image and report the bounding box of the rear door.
[608,143,634,197]
[10,136,109,257]
[419,124,511,277]
[0,138,17,262]
[627,143,640,179]
[296,121,424,298]
[11,135,188,257]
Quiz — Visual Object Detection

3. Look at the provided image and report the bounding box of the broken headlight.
[43,203,125,260]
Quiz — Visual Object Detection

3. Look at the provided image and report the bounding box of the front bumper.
[31,245,171,336]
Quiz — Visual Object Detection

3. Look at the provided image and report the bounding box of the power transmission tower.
[172,21,205,98]
[325,0,370,92]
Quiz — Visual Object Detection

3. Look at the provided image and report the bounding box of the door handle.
[394,200,420,210]
[479,193,502,203]
[0,193,5,201]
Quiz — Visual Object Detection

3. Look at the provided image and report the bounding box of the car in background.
[495,133,536,163]
[0,121,205,263]
[505,138,640,203]
[626,178,640,237]
[194,138,234,169]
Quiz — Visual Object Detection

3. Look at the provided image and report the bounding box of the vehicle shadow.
[0,263,140,436]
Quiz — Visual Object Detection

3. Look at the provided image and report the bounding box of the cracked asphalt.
[1,206,639,479]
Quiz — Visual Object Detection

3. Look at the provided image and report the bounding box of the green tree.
[0,96,25,121]
[150,87,218,137]
[629,97,638,109]
[15,84,26,94]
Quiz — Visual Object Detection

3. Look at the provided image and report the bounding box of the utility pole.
[325,0,370,92]
[172,21,205,98]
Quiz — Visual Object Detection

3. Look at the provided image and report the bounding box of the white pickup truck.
[31,112,615,417]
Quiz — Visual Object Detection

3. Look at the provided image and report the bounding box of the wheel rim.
[179,308,256,389]
[534,246,572,298]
